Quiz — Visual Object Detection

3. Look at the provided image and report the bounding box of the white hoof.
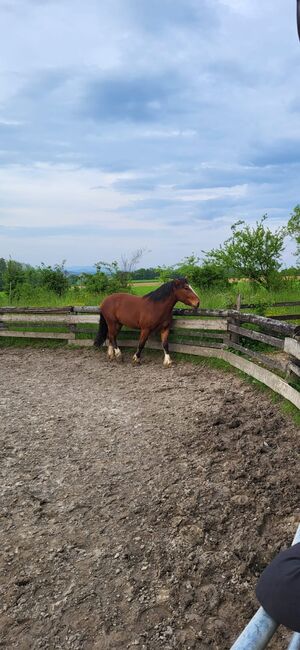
[107,344,115,361]
[115,348,122,361]
[163,354,173,368]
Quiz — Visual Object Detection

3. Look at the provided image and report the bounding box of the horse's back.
[100,292,144,328]
[101,293,142,310]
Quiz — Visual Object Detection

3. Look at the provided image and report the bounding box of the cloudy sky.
[0,0,299,268]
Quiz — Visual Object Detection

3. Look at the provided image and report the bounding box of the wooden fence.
[1,306,300,409]
[233,296,300,321]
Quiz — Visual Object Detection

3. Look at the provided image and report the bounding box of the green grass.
[1,279,300,312]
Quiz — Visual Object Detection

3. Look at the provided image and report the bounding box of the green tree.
[3,259,26,298]
[155,265,180,282]
[38,262,69,295]
[175,254,229,289]
[287,204,300,264]
[0,258,6,291]
[82,270,109,293]
[204,216,286,289]
[131,267,159,280]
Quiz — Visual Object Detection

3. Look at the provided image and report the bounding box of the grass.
[1,279,300,313]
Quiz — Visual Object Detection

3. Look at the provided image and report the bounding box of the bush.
[38,262,69,296]
[175,255,229,290]
[82,272,109,294]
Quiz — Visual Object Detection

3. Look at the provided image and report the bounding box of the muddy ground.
[1,347,299,649]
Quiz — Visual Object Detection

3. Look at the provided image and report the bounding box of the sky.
[0,0,300,269]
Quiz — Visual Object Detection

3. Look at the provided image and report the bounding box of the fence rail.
[1,306,299,409]
[241,300,300,309]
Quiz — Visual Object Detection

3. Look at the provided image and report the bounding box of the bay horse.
[94,278,200,366]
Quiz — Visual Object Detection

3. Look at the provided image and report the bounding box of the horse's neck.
[157,293,177,317]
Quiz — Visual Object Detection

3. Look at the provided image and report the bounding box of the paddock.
[1,347,299,649]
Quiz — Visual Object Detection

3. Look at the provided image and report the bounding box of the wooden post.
[68,322,76,345]
[228,298,241,346]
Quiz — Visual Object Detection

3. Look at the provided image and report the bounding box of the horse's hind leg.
[108,322,123,361]
[161,327,172,367]
[133,329,150,364]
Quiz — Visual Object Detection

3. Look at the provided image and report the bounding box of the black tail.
[94,313,108,347]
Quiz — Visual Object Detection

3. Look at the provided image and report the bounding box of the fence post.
[227,296,241,347]
[284,337,300,381]
[228,307,240,347]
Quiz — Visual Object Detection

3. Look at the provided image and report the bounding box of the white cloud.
[0,164,141,227]
[0,0,299,266]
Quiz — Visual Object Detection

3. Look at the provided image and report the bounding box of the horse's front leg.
[133,328,150,364]
[161,327,172,367]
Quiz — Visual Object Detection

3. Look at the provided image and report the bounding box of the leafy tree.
[0,258,6,291]
[204,216,286,289]
[131,267,159,280]
[287,204,300,264]
[95,260,128,291]
[38,262,69,295]
[3,259,26,298]
[175,254,229,289]
[82,270,109,294]
[155,265,176,283]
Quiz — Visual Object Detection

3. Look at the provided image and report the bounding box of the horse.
[94,277,200,367]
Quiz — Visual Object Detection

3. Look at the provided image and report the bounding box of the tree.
[287,205,300,264]
[175,254,229,289]
[38,262,69,295]
[204,216,286,289]
[131,267,159,280]
[155,265,176,283]
[82,270,109,294]
[0,258,6,291]
[94,249,147,292]
[3,259,26,298]
[119,248,147,285]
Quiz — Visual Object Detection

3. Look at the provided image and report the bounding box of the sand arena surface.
[1,347,299,649]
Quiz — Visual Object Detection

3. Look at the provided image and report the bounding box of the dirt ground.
[1,347,299,650]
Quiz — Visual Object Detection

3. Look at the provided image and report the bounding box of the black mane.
[144,278,186,302]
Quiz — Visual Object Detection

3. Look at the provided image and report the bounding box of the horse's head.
[173,278,200,308]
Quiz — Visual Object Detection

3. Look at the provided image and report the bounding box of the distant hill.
[66,266,96,275]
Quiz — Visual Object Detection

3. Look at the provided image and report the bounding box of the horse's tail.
[94,312,108,347]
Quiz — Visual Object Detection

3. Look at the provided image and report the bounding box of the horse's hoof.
[163,358,173,368]
[115,348,123,362]
[132,354,141,364]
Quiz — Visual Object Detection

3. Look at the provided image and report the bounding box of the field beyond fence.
[1,304,300,409]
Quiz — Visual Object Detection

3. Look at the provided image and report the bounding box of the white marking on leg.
[115,347,122,359]
[107,344,114,360]
[132,353,140,363]
[163,353,172,367]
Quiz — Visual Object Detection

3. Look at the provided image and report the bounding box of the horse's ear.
[173,278,181,287]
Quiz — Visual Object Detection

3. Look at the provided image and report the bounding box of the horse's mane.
[143,278,185,302]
